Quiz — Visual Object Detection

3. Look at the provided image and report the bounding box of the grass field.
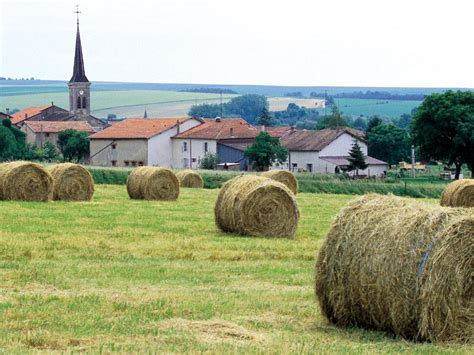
[0,185,470,353]
[320,98,422,118]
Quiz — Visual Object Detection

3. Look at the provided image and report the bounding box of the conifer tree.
[347,140,368,176]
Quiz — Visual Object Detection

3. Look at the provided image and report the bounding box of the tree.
[57,129,90,162]
[394,113,411,130]
[225,94,268,123]
[189,103,223,118]
[368,124,411,167]
[366,115,382,133]
[0,118,27,161]
[316,104,349,129]
[244,131,288,171]
[199,153,218,170]
[353,116,367,131]
[347,140,368,176]
[411,90,474,179]
[257,107,274,127]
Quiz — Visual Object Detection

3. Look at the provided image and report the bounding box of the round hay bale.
[0,161,53,201]
[127,166,179,201]
[315,194,473,342]
[440,179,474,207]
[214,175,299,238]
[49,163,94,201]
[261,170,298,194]
[175,169,204,188]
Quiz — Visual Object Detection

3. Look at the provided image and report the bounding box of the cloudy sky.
[1,0,473,88]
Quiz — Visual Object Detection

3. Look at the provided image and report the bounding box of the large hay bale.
[127,166,179,201]
[214,175,299,238]
[440,179,474,207]
[175,169,204,188]
[0,161,53,201]
[315,194,473,342]
[261,170,298,194]
[49,163,94,201]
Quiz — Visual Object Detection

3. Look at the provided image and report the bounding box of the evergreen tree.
[347,140,368,176]
[257,107,273,127]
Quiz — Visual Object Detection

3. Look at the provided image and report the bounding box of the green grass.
[316,98,422,118]
[87,167,446,198]
[1,185,471,353]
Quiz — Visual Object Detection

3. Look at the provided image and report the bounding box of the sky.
[0,0,473,88]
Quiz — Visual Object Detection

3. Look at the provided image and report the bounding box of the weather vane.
[74,5,81,26]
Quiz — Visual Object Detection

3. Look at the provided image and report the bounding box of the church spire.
[69,5,89,83]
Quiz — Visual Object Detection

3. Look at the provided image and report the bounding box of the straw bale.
[315,194,472,342]
[176,170,204,188]
[49,163,94,201]
[214,175,299,238]
[261,170,298,194]
[440,179,474,207]
[127,166,179,200]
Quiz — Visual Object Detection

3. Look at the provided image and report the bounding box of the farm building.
[22,121,97,149]
[89,117,202,167]
[275,127,388,177]
[171,117,259,169]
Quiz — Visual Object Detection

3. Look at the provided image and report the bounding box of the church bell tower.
[68,5,91,116]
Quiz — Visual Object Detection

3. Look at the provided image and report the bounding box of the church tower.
[68,6,91,116]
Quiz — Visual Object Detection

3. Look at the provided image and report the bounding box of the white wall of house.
[90,139,148,167]
[320,133,367,156]
[171,138,217,169]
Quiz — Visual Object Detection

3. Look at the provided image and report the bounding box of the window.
[77,96,82,109]
[45,133,50,138]
[306,163,313,173]
[124,161,130,167]
[291,163,298,172]
[131,161,137,167]
[111,160,117,167]
[111,143,117,149]
[138,161,144,166]
[82,97,86,109]
[204,142,208,153]
[183,142,187,152]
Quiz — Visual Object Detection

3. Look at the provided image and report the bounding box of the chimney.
[176,120,180,134]
[290,125,296,133]
[230,127,234,137]
[25,113,28,119]
[261,125,265,132]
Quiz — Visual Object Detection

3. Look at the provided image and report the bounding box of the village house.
[89,117,202,167]
[22,121,96,149]
[275,127,388,177]
[171,117,259,169]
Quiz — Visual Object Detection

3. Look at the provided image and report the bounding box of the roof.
[89,117,189,139]
[218,141,253,152]
[320,156,388,166]
[25,121,96,134]
[174,118,259,140]
[280,127,365,151]
[69,24,89,83]
[265,126,293,137]
[11,106,51,125]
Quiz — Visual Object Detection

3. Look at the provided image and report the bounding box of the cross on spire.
[74,4,81,27]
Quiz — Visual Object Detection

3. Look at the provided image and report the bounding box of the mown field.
[1,185,470,353]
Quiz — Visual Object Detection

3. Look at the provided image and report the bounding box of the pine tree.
[257,107,273,127]
[347,140,368,176]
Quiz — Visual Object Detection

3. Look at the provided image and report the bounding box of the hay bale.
[214,175,299,238]
[0,161,53,201]
[127,166,179,201]
[261,170,298,194]
[440,179,474,207]
[315,194,473,342]
[175,169,204,188]
[49,163,94,201]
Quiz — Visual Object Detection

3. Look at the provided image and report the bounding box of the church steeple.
[68,5,91,116]
[69,20,89,83]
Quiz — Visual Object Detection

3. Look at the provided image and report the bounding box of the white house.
[171,117,259,169]
[89,117,202,167]
[275,127,388,177]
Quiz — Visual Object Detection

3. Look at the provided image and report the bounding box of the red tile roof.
[280,127,365,151]
[25,121,96,134]
[11,106,51,125]
[89,117,190,139]
[265,126,293,137]
[174,118,259,140]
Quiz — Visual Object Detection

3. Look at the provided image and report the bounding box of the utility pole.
[220,90,223,117]
[411,145,416,178]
